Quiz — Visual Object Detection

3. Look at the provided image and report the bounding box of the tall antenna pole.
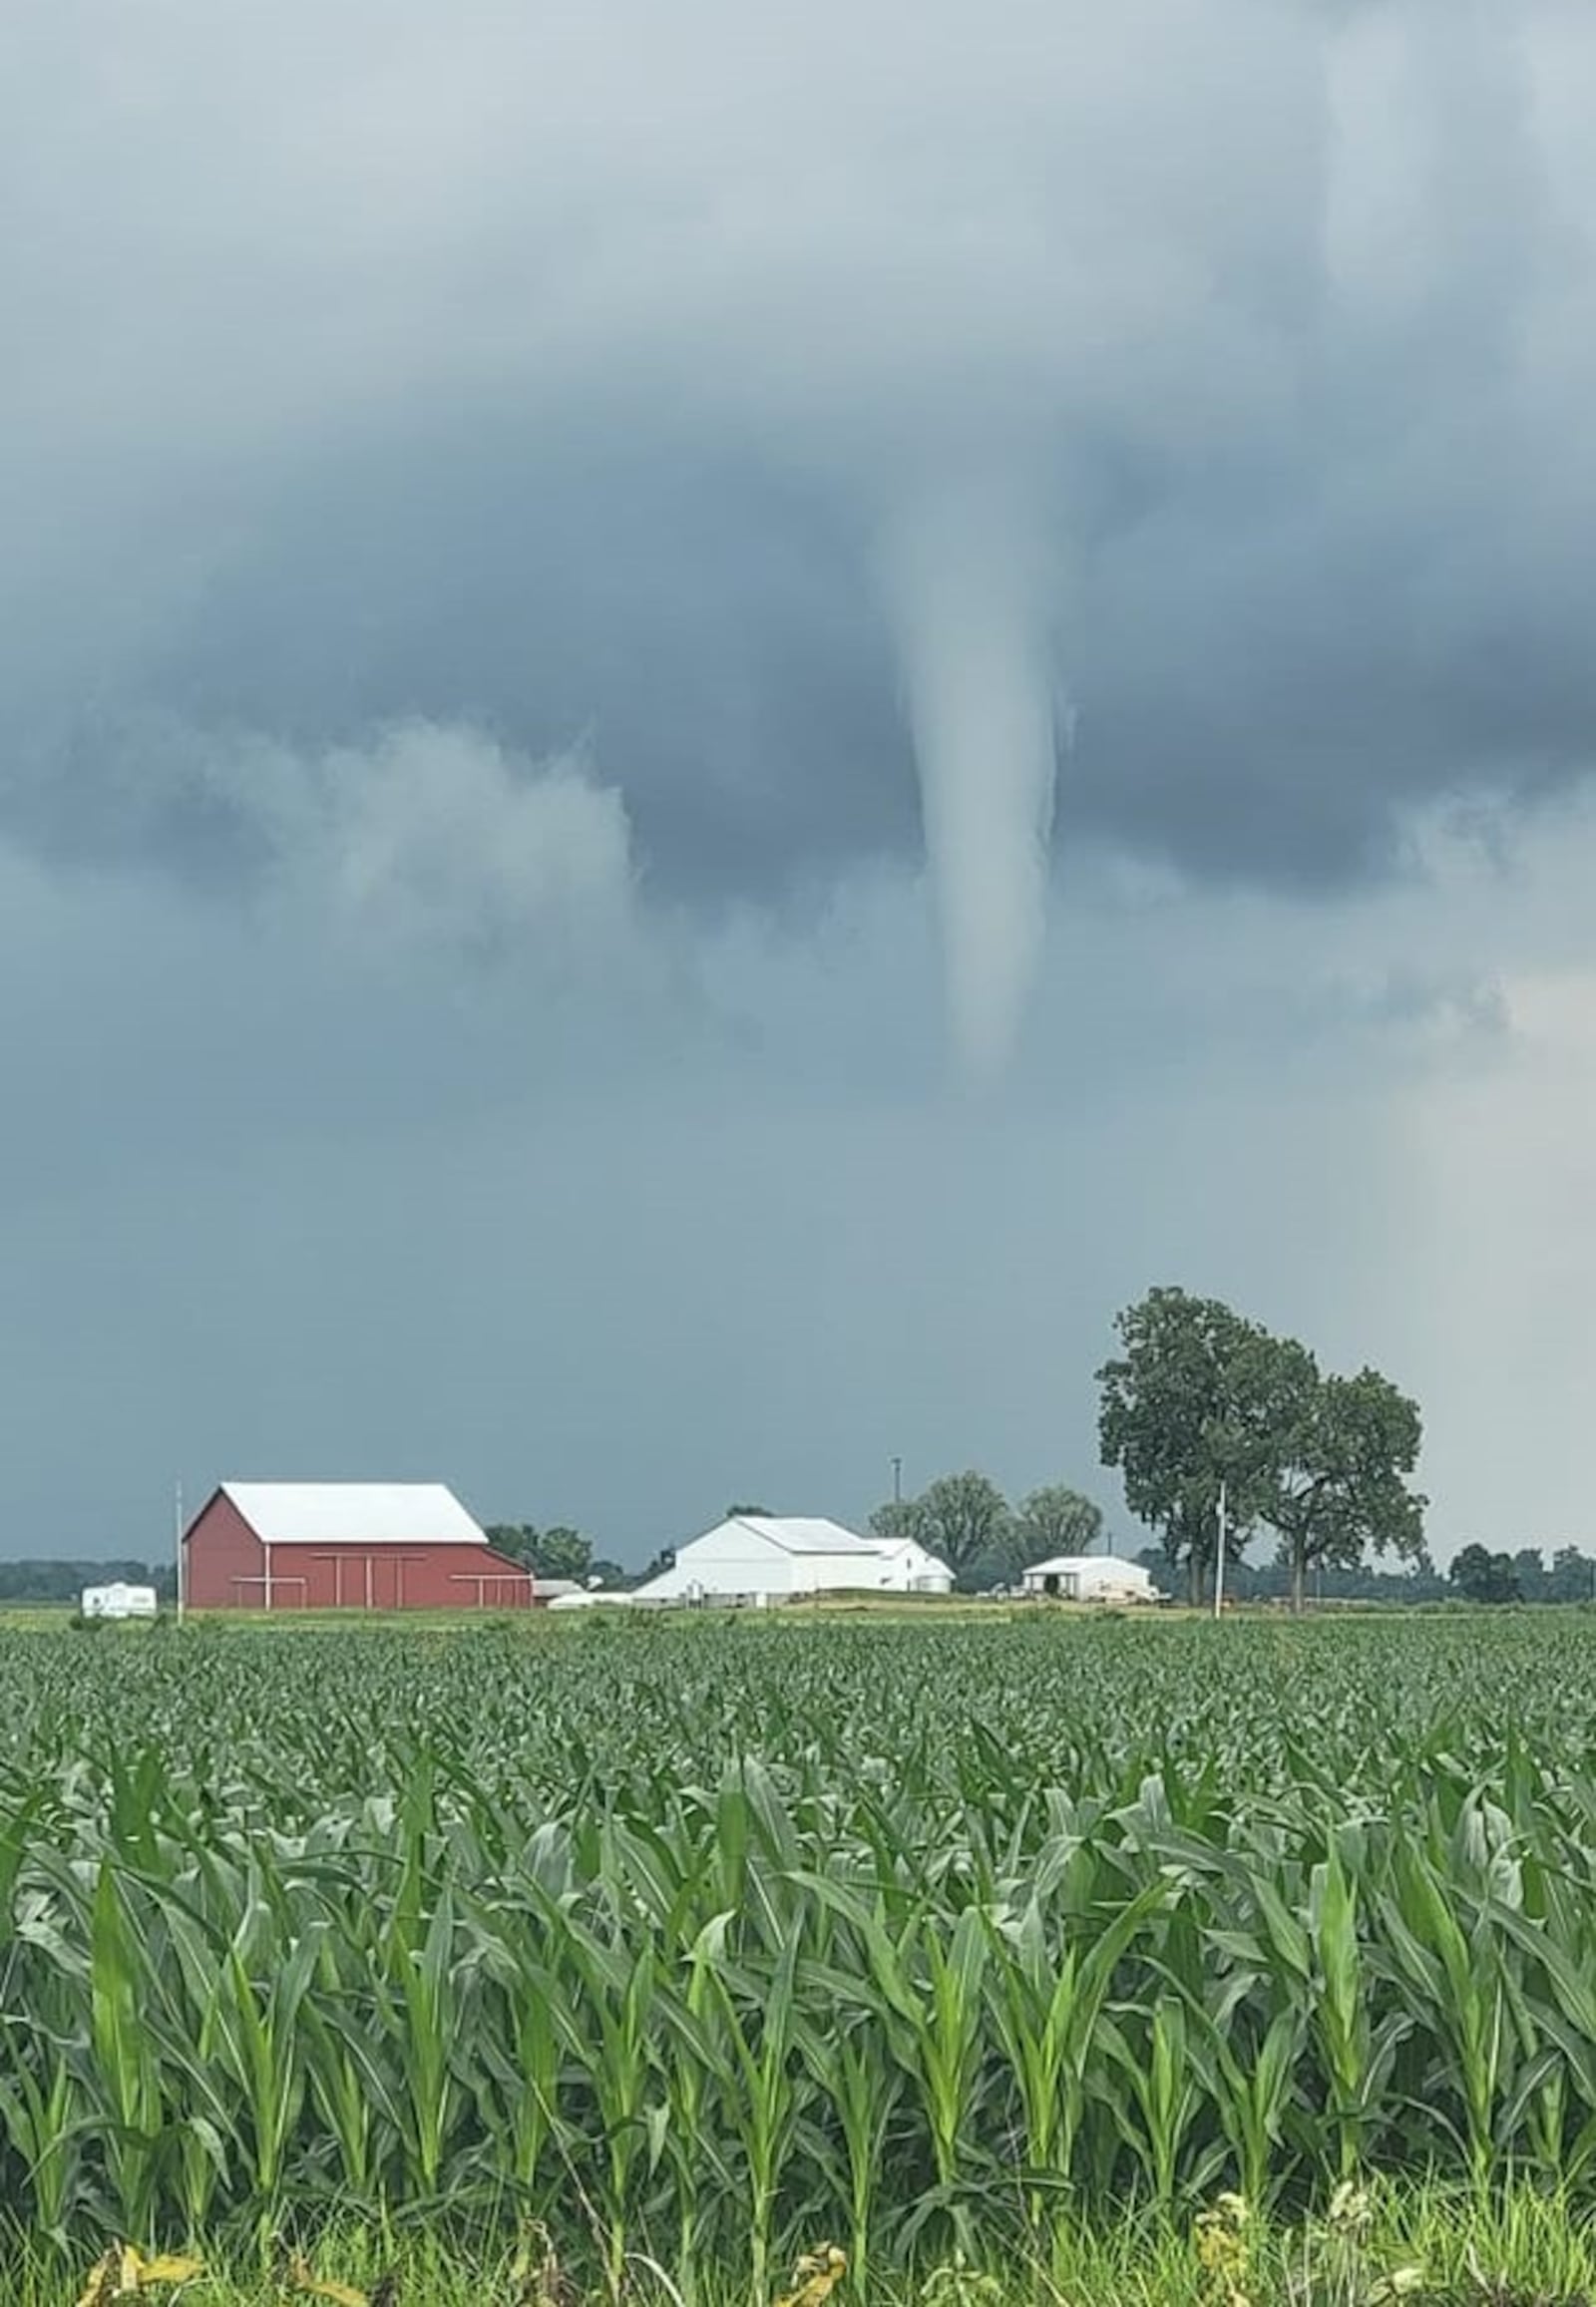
[1213,1479,1227,1621]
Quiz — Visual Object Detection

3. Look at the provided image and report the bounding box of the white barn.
[80,1581,160,1620]
[1021,1554,1158,1605]
[632,1515,954,1605]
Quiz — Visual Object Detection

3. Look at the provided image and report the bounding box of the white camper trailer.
[80,1581,160,1621]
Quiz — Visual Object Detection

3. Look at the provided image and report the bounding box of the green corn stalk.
[1099,1995,1204,2205]
[1188,2003,1306,2210]
[1308,1841,1374,2181]
[378,1880,466,2197]
[1376,1837,1508,2193]
[984,1878,1170,2227]
[197,1917,319,2212]
[88,1861,168,2233]
[552,1917,667,2295]
[794,2010,902,2297]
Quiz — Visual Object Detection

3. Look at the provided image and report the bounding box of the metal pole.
[891,1456,903,1506]
[175,1479,185,1622]
[1213,1480,1227,1621]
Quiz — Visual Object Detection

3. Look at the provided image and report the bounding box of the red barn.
[182,1481,536,1611]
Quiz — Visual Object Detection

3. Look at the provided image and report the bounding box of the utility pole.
[175,1478,186,1623]
[891,1456,903,1506]
[1213,1480,1228,1621]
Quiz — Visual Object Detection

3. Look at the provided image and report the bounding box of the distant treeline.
[0,1561,178,1605]
[1135,1544,1596,1606]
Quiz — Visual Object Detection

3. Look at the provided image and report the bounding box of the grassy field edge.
[10,2184,1596,2307]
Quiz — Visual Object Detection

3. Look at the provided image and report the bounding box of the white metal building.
[867,1535,956,1595]
[80,1581,160,1620]
[631,1515,954,1604]
[1020,1554,1159,1604]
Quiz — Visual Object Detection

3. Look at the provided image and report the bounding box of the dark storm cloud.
[3,0,1594,926]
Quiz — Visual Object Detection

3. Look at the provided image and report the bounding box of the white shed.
[631,1515,954,1605]
[80,1581,160,1620]
[1020,1555,1158,1605]
[868,1535,956,1595]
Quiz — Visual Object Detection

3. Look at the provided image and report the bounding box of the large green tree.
[1096,1288,1284,1604]
[900,1470,1011,1586]
[1264,1358,1426,1612]
[1012,1483,1103,1564]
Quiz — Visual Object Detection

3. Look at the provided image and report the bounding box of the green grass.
[7,2181,1596,2307]
[6,1613,1596,2294]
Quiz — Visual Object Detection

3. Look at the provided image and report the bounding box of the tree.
[1097,1288,1280,1604]
[1265,1359,1426,1613]
[868,1498,924,1540]
[485,1524,594,1582]
[485,1523,537,1569]
[1450,1544,1521,1605]
[905,1471,1011,1586]
[725,1503,772,1519]
[1511,1547,1548,1603]
[1547,1545,1595,1604]
[1012,1484,1103,1565]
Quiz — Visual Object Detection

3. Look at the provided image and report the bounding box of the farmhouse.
[183,1482,535,1611]
[1020,1553,1159,1604]
[631,1514,954,1605]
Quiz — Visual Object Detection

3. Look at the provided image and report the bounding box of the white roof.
[217,1482,486,1547]
[872,1534,945,1565]
[1025,1553,1147,1576]
[726,1516,882,1556]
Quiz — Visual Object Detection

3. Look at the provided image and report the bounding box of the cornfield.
[4,1612,1596,2278]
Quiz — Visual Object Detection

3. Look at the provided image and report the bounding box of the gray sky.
[4,0,1596,1565]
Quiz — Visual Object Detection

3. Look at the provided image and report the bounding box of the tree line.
[0,1560,177,1604]
[483,1524,631,1588]
[1446,1544,1596,1605]
[866,1472,1106,1591]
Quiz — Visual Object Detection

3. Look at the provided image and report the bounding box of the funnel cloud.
[882,487,1064,1075]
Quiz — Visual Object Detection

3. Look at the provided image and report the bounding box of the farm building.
[864,1534,955,1595]
[182,1482,535,1611]
[80,1581,159,1620]
[1020,1554,1159,1604]
[631,1514,954,1605]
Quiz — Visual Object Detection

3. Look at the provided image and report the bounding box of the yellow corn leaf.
[773,2243,847,2307]
[74,2248,122,2307]
[282,2254,368,2307]
[76,2246,206,2307]
[297,2279,367,2307]
[129,2256,206,2289]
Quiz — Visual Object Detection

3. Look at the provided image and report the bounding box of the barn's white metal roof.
[1024,1553,1147,1577]
[728,1516,881,1556]
[219,1482,486,1547]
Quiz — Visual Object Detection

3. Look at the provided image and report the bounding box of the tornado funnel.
[881,485,1063,1080]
